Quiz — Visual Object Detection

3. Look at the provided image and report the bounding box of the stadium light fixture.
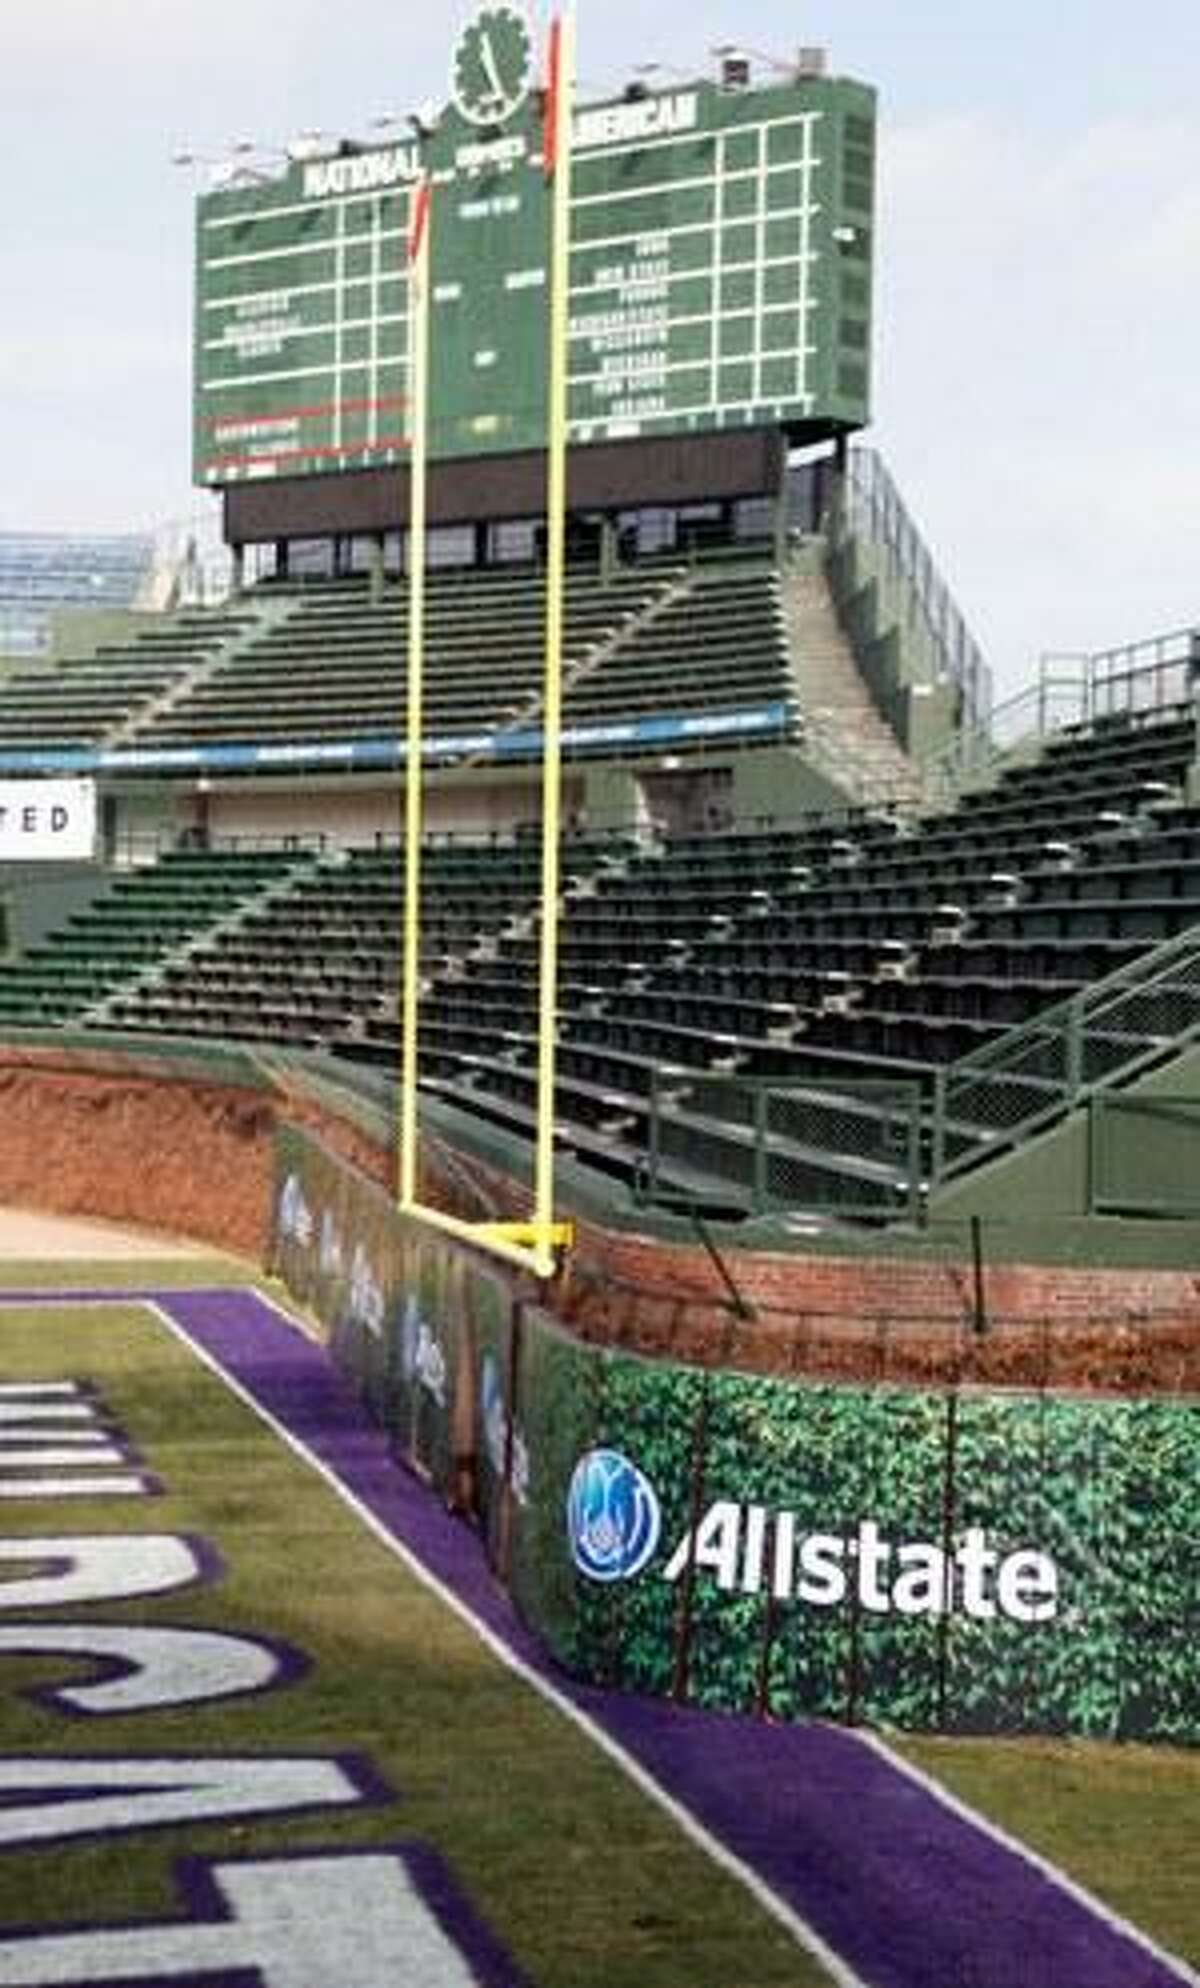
[711,40,814,80]
[624,64,689,100]
[371,105,441,143]
[285,130,330,162]
[172,140,288,188]
[711,44,751,88]
[172,147,239,188]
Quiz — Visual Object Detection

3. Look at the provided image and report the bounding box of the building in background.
[0,532,156,659]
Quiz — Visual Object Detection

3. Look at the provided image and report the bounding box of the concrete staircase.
[780,566,925,810]
[460,567,692,767]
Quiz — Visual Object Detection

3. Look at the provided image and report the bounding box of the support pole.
[532,10,575,1277]
[970,1213,987,1336]
[399,175,432,1210]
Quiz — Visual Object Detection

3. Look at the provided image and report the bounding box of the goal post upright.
[530,3,575,1276]
[399,175,431,1214]
[397,15,574,1280]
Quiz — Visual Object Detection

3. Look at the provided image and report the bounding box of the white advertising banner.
[0,781,97,861]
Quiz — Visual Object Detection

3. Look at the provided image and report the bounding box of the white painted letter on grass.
[0,1625,294,1716]
[0,1537,206,1611]
[0,1849,493,1985]
[0,1755,375,1848]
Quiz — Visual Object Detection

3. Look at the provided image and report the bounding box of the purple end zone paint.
[34,1287,1193,1988]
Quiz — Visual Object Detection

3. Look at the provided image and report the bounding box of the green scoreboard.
[192,17,875,487]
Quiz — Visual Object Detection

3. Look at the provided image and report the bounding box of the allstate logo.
[399,1293,422,1382]
[278,1174,313,1247]
[481,1354,506,1477]
[567,1448,661,1583]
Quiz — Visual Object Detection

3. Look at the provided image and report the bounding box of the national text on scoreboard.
[192,40,875,486]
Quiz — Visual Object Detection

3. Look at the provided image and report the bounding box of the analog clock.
[451,5,535,127]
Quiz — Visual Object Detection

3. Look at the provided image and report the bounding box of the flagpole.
[400,174,432,1210]
[531,9,573,1277]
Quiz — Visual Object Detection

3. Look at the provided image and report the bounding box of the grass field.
[0,1293,827,1988]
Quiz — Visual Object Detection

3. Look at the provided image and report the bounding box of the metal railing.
[1088,624,1199,718]
[930,924,1200,1186]
[921,632,1199,808]
[641,1070,924,1223]
[109,827,333,870]
[920,662,1091,804]
[634,929,1200,1225]
[838,446,993,730]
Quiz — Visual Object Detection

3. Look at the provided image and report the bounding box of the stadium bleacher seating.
[0,609,258,751]
[124,559,797,755]
[0,557,798,765]
[0,847,320,1028]
[4,684,1195,1220]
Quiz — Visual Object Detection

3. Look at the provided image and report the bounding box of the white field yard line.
[855,1733,1200,1988]
[148,1293,869,1988]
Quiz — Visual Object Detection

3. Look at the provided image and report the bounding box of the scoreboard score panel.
[193,65,875,485]
[195,159,411,479]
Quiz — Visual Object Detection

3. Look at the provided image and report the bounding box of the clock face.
[451,5,535,127]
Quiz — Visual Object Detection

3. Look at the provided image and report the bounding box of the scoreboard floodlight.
[191,25,875,487]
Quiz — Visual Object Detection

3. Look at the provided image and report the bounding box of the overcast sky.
[1,1,1196,696]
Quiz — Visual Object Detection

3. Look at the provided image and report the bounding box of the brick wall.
[0,1049,275,1259]
[2,1044,1197,1394]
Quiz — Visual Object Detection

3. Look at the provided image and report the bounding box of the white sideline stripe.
[147,1294,868,1988]
[854,1732,1200,1988]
